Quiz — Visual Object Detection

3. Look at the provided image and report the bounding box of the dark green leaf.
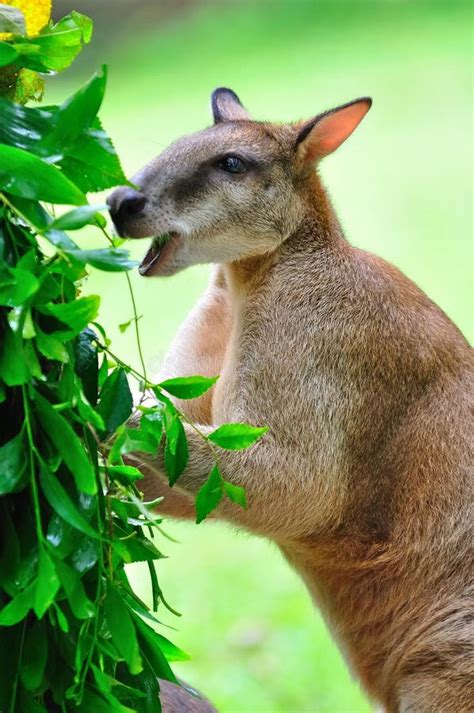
[104,586,142,675]
[74,327,98,404]
[0,41,18,67]
[39,460,99,538]
[195,465,223,524]
[163,412,188,486]
[131,613,178,684]
[0,429,27,495]
[97,368,133,434]
[158,375,218,400]
[20,619,48,691]
[0,144,86,204]
[34,390,97,494]
[208,423,269,450]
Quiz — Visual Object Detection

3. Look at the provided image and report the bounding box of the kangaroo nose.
[107,187,147,234]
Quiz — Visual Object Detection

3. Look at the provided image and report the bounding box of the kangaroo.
[108,89,474,713]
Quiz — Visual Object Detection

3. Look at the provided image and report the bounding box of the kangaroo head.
[108,88,371,277]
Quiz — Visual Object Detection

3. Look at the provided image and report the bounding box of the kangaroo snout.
[107,186,147,236]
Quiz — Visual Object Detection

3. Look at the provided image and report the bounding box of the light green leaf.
[195,465,223,524]
[0,144,86,205]
[105,465,143,485]
[223,480,247,508]
[158,375,218,400]
[209,423,269,450]
[34,390,97,495]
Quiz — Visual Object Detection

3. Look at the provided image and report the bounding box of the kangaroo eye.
[219,155,247,173]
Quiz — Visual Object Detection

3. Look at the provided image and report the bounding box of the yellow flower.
[0,0,52,39]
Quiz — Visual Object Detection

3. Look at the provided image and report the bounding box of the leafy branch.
[0,3,268,711]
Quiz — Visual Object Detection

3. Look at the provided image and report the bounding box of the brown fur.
[109,89,474,712]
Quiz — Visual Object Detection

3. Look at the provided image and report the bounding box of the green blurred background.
[47,1,472,711]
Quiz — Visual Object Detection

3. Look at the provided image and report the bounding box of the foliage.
[0,4,267,711]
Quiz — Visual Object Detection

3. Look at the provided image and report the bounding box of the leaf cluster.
[0,6,268,711]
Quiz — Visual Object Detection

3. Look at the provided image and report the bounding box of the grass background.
[47,1,472,711]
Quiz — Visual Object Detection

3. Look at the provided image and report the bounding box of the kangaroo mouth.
[138,233,175,276]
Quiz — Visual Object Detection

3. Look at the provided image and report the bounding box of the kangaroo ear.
[296,97,372,162]
[211,87,251,123]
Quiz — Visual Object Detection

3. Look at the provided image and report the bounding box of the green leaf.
[34,547,60,619]
[36,328,69,364]
[140,411,163,443]
[74,327,98,404]
[0,267,39,307]
[105,465,143,485]
[12,12,93,73]
[131,612,179,684]
[163,412,188,486]
[40,68,106,152]
[0,5,26,34]
[0,321,29,385]
[48,204,106,231]
[158,375,218,400]
[0,429,27,495]
[20,619,48,691]
[0,581,35,626]
[97,368,133,434]
[39,460,99,539]
[104,585,142,675]
[40,295,100,339]
[223,480,247,508]
[108,428,157,465]
[0,97,127,193]
[118,318,133,333]
[195,465,223,524]
[0,41,18,68]
[34,390,97,495]
[209,423,269,450]
[0,144,86,205]
[76,389,105,431]
[66,248,138,272]
[55,559,95,619]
